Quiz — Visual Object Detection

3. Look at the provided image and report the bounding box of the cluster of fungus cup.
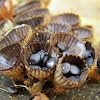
[0,0,99,99]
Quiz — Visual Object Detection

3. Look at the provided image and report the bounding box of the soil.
[0,73,100,100]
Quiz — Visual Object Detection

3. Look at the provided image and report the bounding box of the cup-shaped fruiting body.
[30,31,53,42]
[29,93,49,100]
[54,54,88,89]
[0,20,13,40]
[84,41,98,79]
[25,41,60,80]
[50,32,86,57]
[46,23,72,33]
[14,0,41,16]
[51,13,81,27]
[72,26,94,41]
[0,43,25,80]
[0,0,13,20]
[16,15,50,28]
[14,8,50,24]
[0,24,33,49]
